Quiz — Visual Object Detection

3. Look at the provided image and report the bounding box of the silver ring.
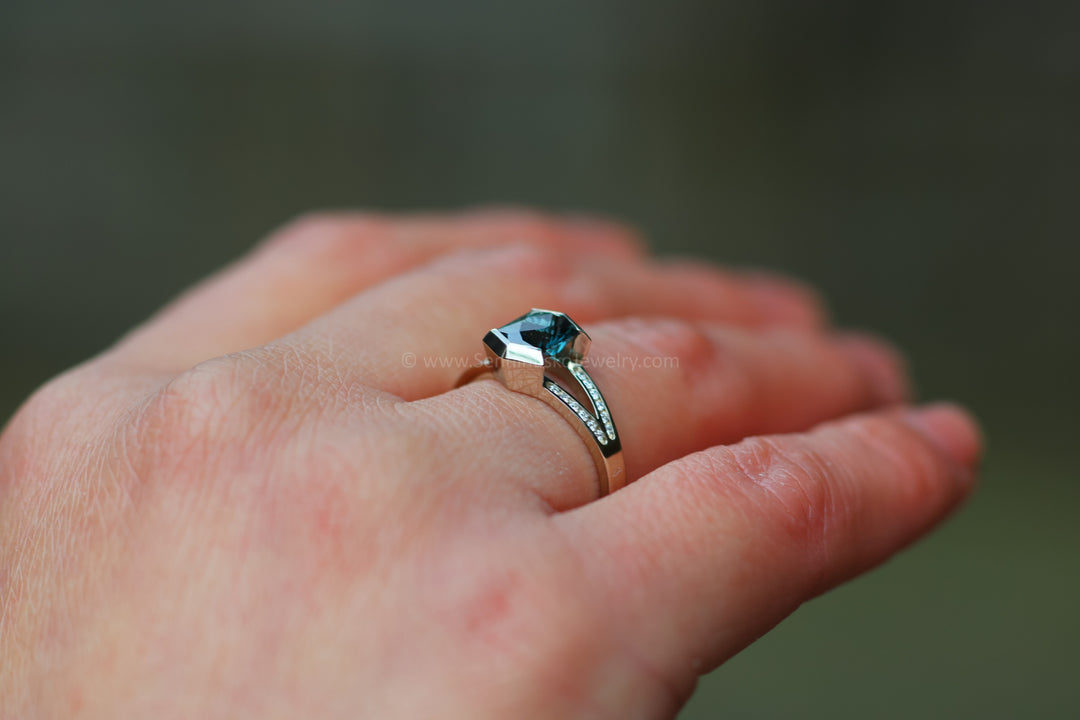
[457,309,626,496]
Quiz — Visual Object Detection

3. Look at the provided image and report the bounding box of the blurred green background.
[2,1,1077,717]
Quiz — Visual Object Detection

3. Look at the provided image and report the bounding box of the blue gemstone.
[500,311,579,357]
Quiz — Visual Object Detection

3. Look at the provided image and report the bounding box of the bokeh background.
[2,1,1077,717]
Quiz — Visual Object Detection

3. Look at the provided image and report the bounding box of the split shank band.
[456,309,626,496]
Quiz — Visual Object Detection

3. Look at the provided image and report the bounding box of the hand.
[0,210,980,719]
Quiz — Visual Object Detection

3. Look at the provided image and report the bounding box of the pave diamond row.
[543,379,612,446]
[543,365,618,447]
[569,365,618,441]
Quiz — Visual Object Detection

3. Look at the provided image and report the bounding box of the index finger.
[556,403,981,694]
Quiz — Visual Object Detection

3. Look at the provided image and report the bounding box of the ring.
[457,309,626,496]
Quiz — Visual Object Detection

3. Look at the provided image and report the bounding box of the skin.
[0,209,981,719]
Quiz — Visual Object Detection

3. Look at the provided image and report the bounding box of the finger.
[108,209,643,373]
[418,319,908,509]
[557,404,981,695]
[572,258,826,331]
[274,246,827,400]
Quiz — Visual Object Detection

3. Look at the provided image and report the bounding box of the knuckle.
[468,243,577,288]
[474,208,565,244]
[1,365,104,456]
[132,353,280,471]
[661,320,717,365]
[0,362,137,494]
[264,211,387,255]
[134,358,239,459]
[0,377,70,483]
[471,206,642,257]
[131,346,355,477]
[621,318,723,385]
[724,437,837,556]
[8,373,78,431]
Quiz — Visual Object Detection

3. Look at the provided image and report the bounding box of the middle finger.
[270,244,825,400]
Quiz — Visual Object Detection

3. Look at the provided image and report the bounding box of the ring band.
[456,309,626,496]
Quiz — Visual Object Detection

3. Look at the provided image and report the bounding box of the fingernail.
[740,271,828,329]
[835,332,911,404]
[902,403,984,469]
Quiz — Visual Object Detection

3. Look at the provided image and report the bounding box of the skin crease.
[0,210,982,719]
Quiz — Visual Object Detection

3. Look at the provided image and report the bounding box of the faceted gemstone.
[500,310,579,358]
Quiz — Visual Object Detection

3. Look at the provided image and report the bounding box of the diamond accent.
[569,365,618,442]
[543,363,618,448]
[544,379,612,446]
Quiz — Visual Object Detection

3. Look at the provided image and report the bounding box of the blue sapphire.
[500,310,580,358]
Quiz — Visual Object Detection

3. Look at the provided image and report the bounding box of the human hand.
[0,210,980,719]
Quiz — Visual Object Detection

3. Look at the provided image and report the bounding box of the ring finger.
[413,317,907,510]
